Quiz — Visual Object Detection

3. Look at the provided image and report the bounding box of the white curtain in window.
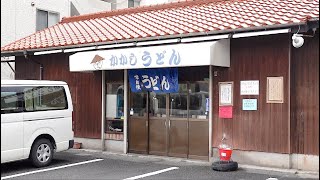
[48,12,59,27]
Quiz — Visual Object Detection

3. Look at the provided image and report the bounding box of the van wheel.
[30,139,53,167]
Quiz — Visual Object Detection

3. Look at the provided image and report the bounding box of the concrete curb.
[69,149,319,177]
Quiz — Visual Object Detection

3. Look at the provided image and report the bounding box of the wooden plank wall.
[212,34,290,153]
[15,53,102,139]
[290,30,319,155]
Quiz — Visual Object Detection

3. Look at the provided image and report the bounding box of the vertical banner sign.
[128,68,179,93]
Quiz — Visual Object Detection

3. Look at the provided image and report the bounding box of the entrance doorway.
[128,81,209,160]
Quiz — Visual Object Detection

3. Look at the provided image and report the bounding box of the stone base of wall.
[74,137,124,153]
[212,148,319,172]
[74,137,101,150]
[73,138,318,172]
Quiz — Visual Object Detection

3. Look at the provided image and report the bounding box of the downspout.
[288,34,292,169]
[209,65,213,162]
[101,70,106,151]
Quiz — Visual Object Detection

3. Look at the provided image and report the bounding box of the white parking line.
[123,167,179,180]
[1,159,103,180]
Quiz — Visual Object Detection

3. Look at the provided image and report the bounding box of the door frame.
[127,66,212,161]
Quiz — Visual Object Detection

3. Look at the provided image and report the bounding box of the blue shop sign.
[128,68,178,93]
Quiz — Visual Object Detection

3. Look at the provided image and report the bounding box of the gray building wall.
[1,0,111,80]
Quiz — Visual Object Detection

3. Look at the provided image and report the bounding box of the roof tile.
[2,0,319,52]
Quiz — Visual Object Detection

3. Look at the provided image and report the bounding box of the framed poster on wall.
[219,82,233,106]
[266,77,284,103]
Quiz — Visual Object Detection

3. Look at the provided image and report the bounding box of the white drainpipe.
[101,70,106,151]
[124,69,128,154]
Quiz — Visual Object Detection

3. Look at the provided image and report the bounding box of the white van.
[1,80,74,167]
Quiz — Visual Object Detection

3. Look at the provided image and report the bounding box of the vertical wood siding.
[212,34,290,153]
[15,53,102,139]
[291,31,319,155]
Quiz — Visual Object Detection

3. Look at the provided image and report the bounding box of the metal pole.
[123,69,128,154]
[101,70,106,151]
[209,65,213,162]
[288,35,292,169]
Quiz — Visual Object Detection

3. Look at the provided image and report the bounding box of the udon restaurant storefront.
[69,39,230,160]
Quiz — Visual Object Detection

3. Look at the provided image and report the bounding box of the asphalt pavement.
[1,149,319,180]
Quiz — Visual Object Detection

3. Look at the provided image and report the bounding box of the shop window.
[130,92,147,117]
[189,82,209,119]
[168,81,209,119]
[169,83,188,118]
[106,83,124,140]
[149,92,166,118]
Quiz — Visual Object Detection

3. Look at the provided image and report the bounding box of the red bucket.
[219,148,232,161]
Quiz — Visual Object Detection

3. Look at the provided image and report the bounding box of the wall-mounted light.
[23,50,28,59]
[292,34,304,48]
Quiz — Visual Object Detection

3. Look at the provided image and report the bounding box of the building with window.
[1,0,112,79]
[1,0,319,172]
[1,0,178,80]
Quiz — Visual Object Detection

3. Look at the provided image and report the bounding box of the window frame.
[105,81,125,135]
[36,8,60,31]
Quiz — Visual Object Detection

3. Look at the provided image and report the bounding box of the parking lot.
[1,149,318,180]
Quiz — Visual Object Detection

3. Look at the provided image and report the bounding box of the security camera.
[292,34,304,48]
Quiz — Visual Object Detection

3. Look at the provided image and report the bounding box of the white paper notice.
[220,83,232,105]
[240,80,259,95]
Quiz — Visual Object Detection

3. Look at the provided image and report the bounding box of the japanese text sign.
[69,40,230,72]
[240,80,259,95]
[128,68,178,93]
[242,99,258,110]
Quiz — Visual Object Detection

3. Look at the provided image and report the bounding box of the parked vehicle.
[1,80,74,167]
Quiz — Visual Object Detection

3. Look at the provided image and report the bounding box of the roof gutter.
[0,22,314,57]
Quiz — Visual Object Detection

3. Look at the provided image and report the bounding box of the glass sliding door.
[168,83,188,158]
[128,92,148,154]
[188,81,209,160]
[148,92,167,156]
[127,67,210,160]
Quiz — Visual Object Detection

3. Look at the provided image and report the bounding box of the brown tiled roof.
[1,0,319,53]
